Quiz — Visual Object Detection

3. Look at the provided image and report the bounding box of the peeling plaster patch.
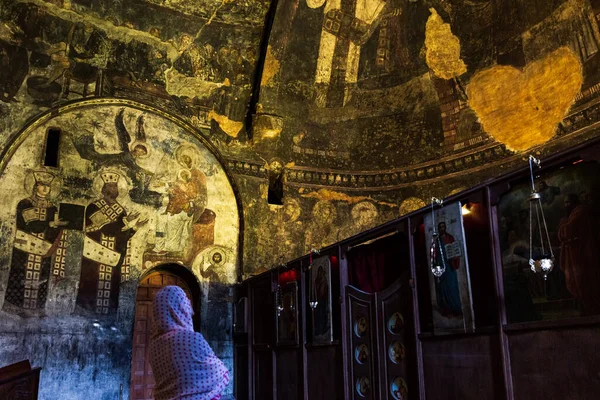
[208,110,243,138]
[143,0,269,26]
[467,47,582,151]
[448,187,466,196]
[19,0,180,61]
[301,189,371,203]
[425,8,466,79]
[164,67,223,98]
[300,189,395,208]
[399,197,426,215]
[261,46,280,87]
[252,113,283,141]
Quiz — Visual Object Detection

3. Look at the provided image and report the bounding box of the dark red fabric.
[279,269,298,285]
[348,234,405,293]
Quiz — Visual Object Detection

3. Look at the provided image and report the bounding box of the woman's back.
[149,286,229,400]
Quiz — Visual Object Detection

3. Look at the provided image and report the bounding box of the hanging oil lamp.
[308,249,319,309]
[429,197,446,280]
[527,155,554,280]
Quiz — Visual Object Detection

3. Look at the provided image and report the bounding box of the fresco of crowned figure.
[288,0,429,108]
[75,171,147,315]
[2,170,67,317]
[308,0,388,107]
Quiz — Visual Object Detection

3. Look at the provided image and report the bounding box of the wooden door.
[347,286,378,400]
[130,271,192,400]
[346,276,416,400]
[375,278,415,400]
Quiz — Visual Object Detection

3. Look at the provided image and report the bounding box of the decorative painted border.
[227,98,600,191]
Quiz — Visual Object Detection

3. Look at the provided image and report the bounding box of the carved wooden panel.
[422,335,504,400]
[306,346,345,400]
[377,279,414,400]
[253,350,274,400]
[251,277,274,346]
[0,360,41,400]
[347,286,377,400]
[509,327,600,399]
[275,349,302,400]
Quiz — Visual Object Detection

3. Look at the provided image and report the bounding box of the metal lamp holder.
[527,155,555,280]
[308,248,320,309]
[429,197,447,281]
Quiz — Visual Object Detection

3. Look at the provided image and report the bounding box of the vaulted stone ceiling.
[1,0,600,270]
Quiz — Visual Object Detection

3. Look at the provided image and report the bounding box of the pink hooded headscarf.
[149,286,230,400]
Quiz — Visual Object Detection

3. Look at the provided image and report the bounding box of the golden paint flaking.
[253,114,283,140]
[20,0,180,61]
[399,197,426,215]
[425,8,467,80]
[298,189,393,209]
[301,189,371,203]
[208,110,244,138]
[164,67,222,99]
[261,46,280,86]
[301,188,398,208]
[466,47,583,151]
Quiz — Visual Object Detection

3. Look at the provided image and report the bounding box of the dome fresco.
[0,0,598,272]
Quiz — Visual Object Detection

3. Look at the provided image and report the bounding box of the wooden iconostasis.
[234,137,600,400]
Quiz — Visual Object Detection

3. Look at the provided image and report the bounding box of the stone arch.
[131,263,203,400]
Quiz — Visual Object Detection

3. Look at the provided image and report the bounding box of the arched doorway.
[130,264,201,400]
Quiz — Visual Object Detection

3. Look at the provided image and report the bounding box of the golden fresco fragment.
[425,8,467,80]
[467,47,583,151]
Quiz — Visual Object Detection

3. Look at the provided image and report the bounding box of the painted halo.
[354,344,369,364]
[355,376,371,397]
[388,311,404,334]
[390,377,408,400]
[354,316,368,338]
[388,341,406,364]
[129,140,151,159]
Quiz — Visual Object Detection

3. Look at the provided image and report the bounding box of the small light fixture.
[461,203,471,216]
[527,155,554,280]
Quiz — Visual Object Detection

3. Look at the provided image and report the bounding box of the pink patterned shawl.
[149,286,230,400]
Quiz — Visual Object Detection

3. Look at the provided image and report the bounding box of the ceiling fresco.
[0,0,600,271]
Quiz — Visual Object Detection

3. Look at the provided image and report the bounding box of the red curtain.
[348,234,405,293]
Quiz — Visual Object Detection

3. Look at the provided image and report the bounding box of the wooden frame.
[310,255,334,345]
[234,297,248,335]
[424,201,475,334]
[276,281,299,347]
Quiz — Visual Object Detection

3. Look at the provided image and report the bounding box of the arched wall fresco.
[0,0,599,278]
[0,99,240,399]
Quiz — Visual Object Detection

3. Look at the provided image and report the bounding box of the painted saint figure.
[313,264,330,337]
[278,291,297,342]
[558,193,600,315]
[3,171,65,315]
[152,146,208,259]
[76,171,146,315]
[433,221,462,317]
[307,0,387,107]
